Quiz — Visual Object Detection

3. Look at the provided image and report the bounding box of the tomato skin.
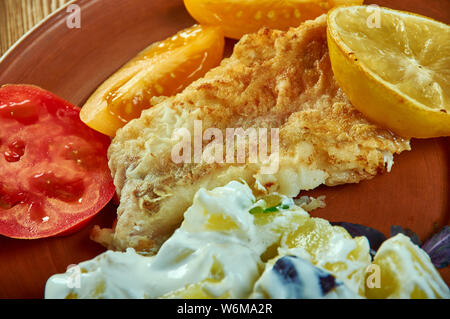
[54,214,97,237]
[0,84,115,239]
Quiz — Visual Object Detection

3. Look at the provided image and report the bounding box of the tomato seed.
[27,202,47,223]
[4,140,25,162]
[4,151,21,162]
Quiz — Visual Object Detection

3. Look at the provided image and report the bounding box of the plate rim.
[0,0,77,64]
[0,0,448,297]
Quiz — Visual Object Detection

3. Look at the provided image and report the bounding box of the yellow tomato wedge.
[327,6,450,138]
[366,234,449,299]
[80,25,225,136]
[183,0,363,39]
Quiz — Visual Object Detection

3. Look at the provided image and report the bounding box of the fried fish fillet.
[92,15,410,253]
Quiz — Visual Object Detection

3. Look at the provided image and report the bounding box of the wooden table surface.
[0,0,72,56]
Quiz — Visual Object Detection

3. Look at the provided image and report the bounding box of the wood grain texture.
[0,0,72,56]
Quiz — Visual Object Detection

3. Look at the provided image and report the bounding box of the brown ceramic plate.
[0,0,448,299]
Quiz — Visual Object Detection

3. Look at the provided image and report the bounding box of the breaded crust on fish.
[92,15,410,253]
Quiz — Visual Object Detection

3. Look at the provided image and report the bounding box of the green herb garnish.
[249,203,290,214]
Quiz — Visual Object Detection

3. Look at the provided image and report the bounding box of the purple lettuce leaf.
[331,222,386,254]
[390,225,422,246]
[421,226,450,269]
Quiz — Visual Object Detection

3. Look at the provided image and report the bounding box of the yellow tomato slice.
[183,0,364,39]
[80,25,225,136]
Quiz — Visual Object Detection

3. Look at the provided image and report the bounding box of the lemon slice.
[327,5,450,138]
[366,234,450,299]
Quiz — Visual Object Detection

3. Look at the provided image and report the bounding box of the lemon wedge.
[327,5,450,138]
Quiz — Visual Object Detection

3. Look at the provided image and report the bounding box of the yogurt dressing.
[45,181,362,299]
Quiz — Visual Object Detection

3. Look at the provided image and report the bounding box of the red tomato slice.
[0,84,115,239]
